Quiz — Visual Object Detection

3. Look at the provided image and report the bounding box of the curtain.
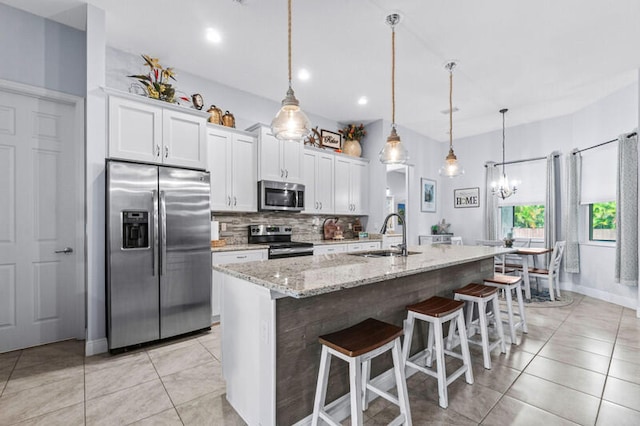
[544,152,561,250]
[565,149,581,273]
[615,133,638,286]
[484,162,499,240]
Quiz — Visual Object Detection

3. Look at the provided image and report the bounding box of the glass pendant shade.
[271,87,311,140]
[439,148,464,177]
[379,126,409,164]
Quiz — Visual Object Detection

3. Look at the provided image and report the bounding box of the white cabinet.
[347,241,381,252]
[419,235,453,245]
[108,92,207,169]
[302,149,334,214]
[207,125,257,212]
[248,124,303,183]
[335,156,369,215]
[211,249,267,321]
[313,244,348,255]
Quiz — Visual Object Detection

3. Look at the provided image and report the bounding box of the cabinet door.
[231,134,257,212]
[350,160,368,215]
[108,96,162,164]
[316,152,335,213]
[334,157,351,214]
[259,131,283,181]
[163,109,207,169]
[302,151,317,214]
[281,139,302,182]
[207,128,232,211]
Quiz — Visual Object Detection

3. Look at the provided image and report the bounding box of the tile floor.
[0,292,639,425]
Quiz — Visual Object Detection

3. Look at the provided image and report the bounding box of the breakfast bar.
[213,245,514,425]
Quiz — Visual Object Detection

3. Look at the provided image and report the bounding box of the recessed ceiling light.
[357,96,368,105]
[206,28,222,44]
[298,68,310,81]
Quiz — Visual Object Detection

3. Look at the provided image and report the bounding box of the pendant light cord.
[501,111,506,176]
[449,69,453,149]
[391,25,396,125]
[287,0,292,87]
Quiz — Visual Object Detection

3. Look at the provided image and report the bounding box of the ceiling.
[5,0,640,141]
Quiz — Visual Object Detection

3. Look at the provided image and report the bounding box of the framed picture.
[454,187,480,208]
[420,178,436,212]
[320,129,342,150]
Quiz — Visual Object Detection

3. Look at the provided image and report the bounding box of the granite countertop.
[212,245,515,298]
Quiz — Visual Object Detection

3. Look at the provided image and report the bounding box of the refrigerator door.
[159,166,212,338]
[107,161,160,349]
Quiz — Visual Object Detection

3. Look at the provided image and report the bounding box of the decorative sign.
[454,187,480,208]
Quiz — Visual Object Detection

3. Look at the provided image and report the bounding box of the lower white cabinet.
[211,249,267,321]
[314,241,380,255]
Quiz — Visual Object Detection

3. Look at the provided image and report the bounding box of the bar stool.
[450,283,506,370]
[402,296,473,409]
[483,274,528,344]
[311,318,412,426]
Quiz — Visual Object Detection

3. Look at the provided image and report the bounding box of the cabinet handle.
[164,146,169,158]
[236,255,247,259]
[233,196,237,206]
[285,169,289,178]
[280,169,284,178]
[319,202,322,210]
[227,196,231,206]
[155,145,161,157]
[315,201,318,209]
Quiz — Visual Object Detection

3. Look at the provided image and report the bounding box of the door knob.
[55,247,74,254]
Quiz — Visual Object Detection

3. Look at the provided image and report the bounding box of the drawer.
[212,249,267,265]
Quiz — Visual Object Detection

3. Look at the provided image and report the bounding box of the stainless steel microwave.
[258,180,305,212]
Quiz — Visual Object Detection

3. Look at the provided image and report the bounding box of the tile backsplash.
[211,212,365,245]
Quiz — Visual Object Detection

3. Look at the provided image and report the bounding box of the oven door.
[269,246,314,259]
[259,180,304,212]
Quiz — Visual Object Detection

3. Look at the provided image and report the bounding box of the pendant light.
[491,108,518,199]
[439,61,464,177]
[271,0,311,141]
[379,13,409,165]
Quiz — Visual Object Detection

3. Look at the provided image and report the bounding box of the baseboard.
[85,338,108,356]
[561,281,637,309]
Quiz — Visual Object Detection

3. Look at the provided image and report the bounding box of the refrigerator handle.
[160,190,167,276]
[152,190,158,277]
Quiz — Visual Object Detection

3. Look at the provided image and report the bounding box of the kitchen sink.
[349,250,421,258]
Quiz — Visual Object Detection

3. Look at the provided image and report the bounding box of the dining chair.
[500,238,531,272]
[526,241,566,300]
[451,236,463,245]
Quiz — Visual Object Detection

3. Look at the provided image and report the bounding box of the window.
[589,201,616,241]
[500,205,545,239]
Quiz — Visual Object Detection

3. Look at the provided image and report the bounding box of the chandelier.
[378,13,409,165]
[491,108,517,199]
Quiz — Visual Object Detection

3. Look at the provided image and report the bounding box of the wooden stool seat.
[454,283,498,298]
[312,318,412,426]
[484,274,528,344]
[407,296,464,318]
[450,283,506,369]
[402,296,473,409]
[319,318,403,357]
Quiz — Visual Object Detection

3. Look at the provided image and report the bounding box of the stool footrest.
[318,411,341,426]
[365,383,399,407]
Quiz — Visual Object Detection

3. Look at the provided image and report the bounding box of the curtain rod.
[572,131,637,155]
[485,153,560,167]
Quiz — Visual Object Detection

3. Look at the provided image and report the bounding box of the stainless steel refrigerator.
[106,160,211,351]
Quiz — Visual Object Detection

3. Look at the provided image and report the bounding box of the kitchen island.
[213,244,513,425]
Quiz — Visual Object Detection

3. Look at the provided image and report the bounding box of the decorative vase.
[342,139,362,157]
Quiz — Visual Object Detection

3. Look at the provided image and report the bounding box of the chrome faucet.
[380,212,407,256]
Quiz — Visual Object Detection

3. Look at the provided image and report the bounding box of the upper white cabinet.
[335,156,369,215]
[302,149,334,214]
[248,124,303,183]
[108,92,208,169]
[207,125,257,212]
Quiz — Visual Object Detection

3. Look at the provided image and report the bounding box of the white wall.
[0,3,86,97]
[438,82,639,307]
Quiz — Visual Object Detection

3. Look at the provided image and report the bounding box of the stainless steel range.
[248,225,314,259]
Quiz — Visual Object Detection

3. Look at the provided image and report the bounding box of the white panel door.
[231,133,257,212]
[163,109,207,170]
[108,96,162,164]
[301,151,317,213]
[0,89,81,353]
[316,152,335,213]
[208,127,232,211]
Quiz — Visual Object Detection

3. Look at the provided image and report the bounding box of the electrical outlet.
[221,223,227,232]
